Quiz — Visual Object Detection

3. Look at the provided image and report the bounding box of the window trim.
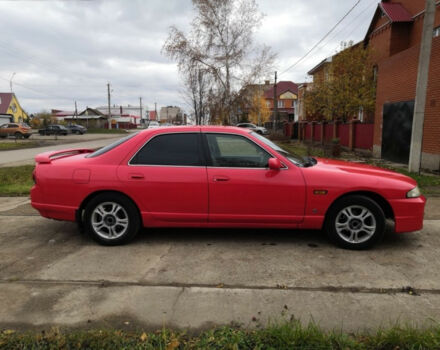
[202,132,288,170]
[128,131,205,168]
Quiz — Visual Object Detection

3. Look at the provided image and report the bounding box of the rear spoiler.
[35,148,95,164]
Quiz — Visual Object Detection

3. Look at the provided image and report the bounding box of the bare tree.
[163,0,275,124]
[181,64,210,125]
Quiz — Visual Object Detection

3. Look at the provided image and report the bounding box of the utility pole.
[139,97,143,127]
[74,100,78,122]
[155,102,158,122]
[408,0,435,173]
[9,72,16,93]
[107,82,112,129]
[272,71,278,133]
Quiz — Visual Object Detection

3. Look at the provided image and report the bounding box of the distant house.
[96,105,141,127]
[64,107,107,128]
[263,81,299,123]
[159,106,186,125]
[0,93,28,123]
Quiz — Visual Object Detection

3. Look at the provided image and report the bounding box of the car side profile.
[0,123,32,138]
[38,124,68,136]
[236,123,269,135]
[31,126,425,249]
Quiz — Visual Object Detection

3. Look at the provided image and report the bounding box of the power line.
[313,0,377,56]
[279,0,362,77]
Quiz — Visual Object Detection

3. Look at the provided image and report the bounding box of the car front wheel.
[84,193,140,245]
[325,195,385,250]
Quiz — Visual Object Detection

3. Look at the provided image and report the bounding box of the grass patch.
[87,128,129,134]
[2,322,440,349]
[0,142,39,151]
[0,165,34,196]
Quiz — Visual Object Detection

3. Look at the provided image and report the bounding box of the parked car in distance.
[66,124,87,135]
[0,123,32,138]
[236,123,269,135]
[31,126,425,250]
[147,121,160,129]
[38,124,68,136]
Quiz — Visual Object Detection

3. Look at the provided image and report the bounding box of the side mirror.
[268,158,282,170]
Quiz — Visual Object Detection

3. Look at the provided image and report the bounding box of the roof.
[307,57,332,76]
[380,2,413,22]
[263,81,298,99]
[0,93,13,114]
[364,2,413,42]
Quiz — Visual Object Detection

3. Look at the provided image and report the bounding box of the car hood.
[313,157,416,186]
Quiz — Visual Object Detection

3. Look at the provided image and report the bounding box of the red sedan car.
[31,126,425,249]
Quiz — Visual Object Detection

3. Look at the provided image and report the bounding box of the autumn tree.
[306,42,376,121]
[162,0,275,124]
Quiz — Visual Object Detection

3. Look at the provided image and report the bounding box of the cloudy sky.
[0,0,378,114]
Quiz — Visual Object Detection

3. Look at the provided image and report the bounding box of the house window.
[373,65,378,82]
[358,106,364,122]
[434,26,440,38]
[266,101,271,108]
[277,100,284,108]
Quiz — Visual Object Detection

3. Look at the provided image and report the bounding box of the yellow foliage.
[248,94,270,125]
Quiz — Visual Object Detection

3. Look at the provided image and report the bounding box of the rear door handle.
[213,176,230,182]
[130,173,145,180]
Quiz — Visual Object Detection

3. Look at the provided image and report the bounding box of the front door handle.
[213,176,230,182]
[130,173,145,180]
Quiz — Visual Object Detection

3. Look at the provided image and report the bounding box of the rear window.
[87,132,139,158]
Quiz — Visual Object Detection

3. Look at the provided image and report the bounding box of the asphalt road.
[0,197,440,331]
[0,133,126,167]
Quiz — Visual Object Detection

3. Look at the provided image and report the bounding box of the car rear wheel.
[325,195,385,250]
[14,132,23,139]
[84,193,140,245]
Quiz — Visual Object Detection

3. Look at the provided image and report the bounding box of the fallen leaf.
[167,339,180,350]
[140,332,148,341]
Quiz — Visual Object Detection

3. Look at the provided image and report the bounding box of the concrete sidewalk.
[0,197,439,331]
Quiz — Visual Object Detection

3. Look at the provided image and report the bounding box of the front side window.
[205,133,271,168]
[131,133,201,166]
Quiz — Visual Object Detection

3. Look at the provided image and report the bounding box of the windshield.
[86,132,139,158]
[251,132,311,167]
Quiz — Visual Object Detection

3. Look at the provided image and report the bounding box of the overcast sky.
[0,0,378,114]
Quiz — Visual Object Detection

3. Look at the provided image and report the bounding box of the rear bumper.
[390,196,426,233]
[31,186,76,222]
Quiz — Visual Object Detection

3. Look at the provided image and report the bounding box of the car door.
[204,132,305,224]
[0,124,8,137]
[117,132,208,223]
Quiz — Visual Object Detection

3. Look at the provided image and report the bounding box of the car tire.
[24,135,31,139]
[324,195,385,250]
[84,193,141,246]
[256,130,263,134]
[14,132,23,139]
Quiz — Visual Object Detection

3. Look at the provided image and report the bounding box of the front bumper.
[390,195,426,233]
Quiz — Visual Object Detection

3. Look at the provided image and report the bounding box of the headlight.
[406,186,421,198]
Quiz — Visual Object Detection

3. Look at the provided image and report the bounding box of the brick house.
[263,81,299,123]
[366,0,440,170]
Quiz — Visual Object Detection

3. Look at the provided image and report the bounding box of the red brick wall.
[423,36,440,154]
[372,35,440,156]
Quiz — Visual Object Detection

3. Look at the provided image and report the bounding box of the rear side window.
[131,133,202,166]
[87,132,139,158]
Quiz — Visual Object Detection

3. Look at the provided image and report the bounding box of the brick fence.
[285,121,374,151]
